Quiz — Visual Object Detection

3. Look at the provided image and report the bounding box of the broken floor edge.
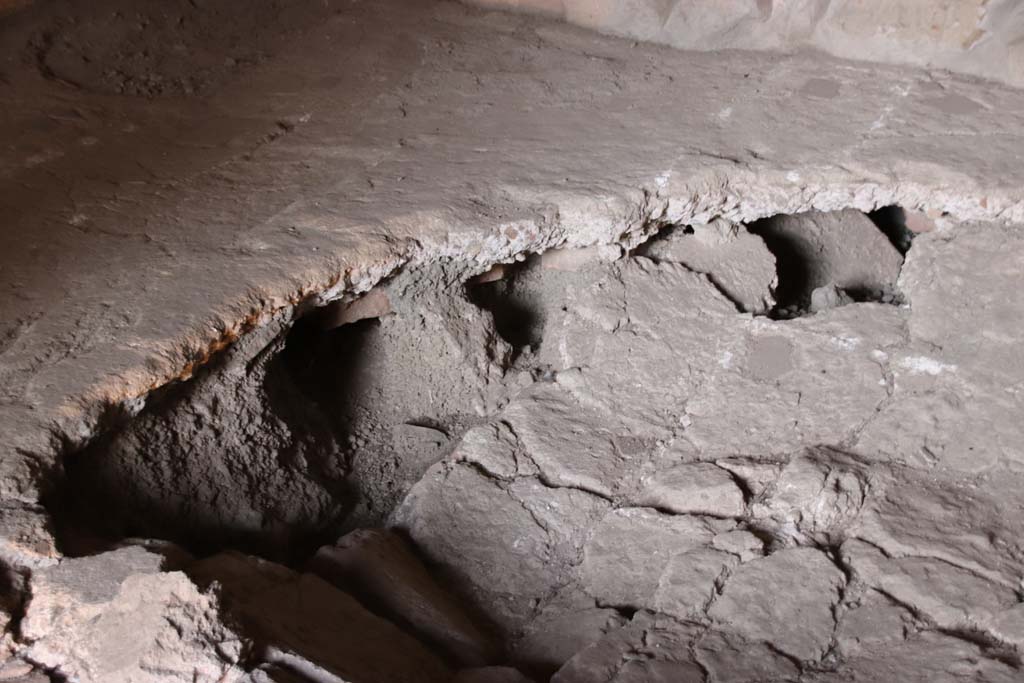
[35,165,1019,488]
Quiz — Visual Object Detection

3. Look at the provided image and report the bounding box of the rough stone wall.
[468,0,1024,88]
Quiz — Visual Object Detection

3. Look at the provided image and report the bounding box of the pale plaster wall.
[469,0,1024,88]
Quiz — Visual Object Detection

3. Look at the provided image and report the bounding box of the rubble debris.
[309,529,494,666]
[191,552,451,683]
[642,218,777,313]
[20,546,243,682]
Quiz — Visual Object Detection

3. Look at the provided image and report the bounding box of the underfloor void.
[3,1,1024,682]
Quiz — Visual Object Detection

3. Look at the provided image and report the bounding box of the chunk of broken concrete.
[21,545,244,682]
[707,546,845,661]
[539,244,620,271]
[809,283,853,313]
[309,529,494,666]
[643,219,777,313]
[191,552,451,683]
[636,462,746,517]
[319,288,392,329]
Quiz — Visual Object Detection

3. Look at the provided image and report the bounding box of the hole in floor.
[747,208,908,318]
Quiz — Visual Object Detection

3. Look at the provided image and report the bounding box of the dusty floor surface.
[4,0,1024,681]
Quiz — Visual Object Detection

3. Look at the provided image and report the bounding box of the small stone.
[636,462,746,518]
[695,629,800,682]
[193,552,452,683]
[21,546,242,682]
[809,283,852,313]
[468,263,510,284]
[320,288,392,329]
[643,219,777,313]
[540,245,619,271]
[904,210,936,234]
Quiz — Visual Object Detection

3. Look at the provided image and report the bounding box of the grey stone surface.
[3,0,1024,510]
[2,0,1024,680]
[309,529,494,666]
[707,547,845,661]
[190,552,451,683]
[551,612,704,683]
[21,546,245,682]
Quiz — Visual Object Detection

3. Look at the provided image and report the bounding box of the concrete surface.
[4,0,1024,680]
[2,0,1024,501]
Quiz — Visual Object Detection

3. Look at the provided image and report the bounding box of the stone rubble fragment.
[636,462,746,518]
[319,288,392,330]
[642,218,777,313]
[190,552,451,683]
[809,283,853,313]
[539,244,621,272]
[502,384,622,497]
[20,546,244,682]
[309,529,494,666]
[0,673,48,683]
[0,660,36,681]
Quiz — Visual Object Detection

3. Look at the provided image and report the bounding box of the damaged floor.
[4,0,1024,682]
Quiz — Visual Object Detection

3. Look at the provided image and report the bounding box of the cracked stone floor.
[4,0,1024,682]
